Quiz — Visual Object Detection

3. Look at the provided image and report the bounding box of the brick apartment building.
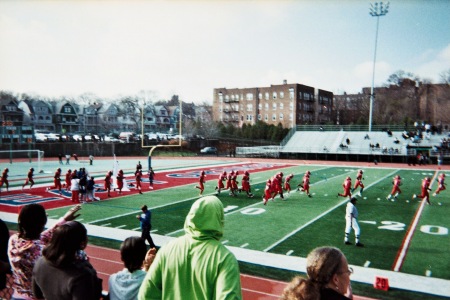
[213,80,333,128]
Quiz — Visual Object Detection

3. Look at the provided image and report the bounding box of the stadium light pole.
[368,2,389,132]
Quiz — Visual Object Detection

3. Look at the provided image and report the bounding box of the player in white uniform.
[344,197,364,247]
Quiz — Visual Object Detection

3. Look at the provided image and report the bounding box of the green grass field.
[44,164,450,299]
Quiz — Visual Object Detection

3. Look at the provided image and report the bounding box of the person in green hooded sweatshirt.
[138,195,242,300]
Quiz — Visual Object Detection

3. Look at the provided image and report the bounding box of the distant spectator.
[8,204,81,300]
[394,137,400,144]
[58,153,63,164]
[387,129,393,136]
[281,246,353,300]
[89,155,94,165]
[148,168,155,190]
[136,205,156,248]
[138,196,242,299]
[65,154,71,165]
[108,237,156,300]
[346,138,350,145]
[73,153,78,161]
[71,174,81,203]
[364,134,370,140]
[32,221,102,300]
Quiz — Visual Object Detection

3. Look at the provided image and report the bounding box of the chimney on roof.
[283,80,287,84]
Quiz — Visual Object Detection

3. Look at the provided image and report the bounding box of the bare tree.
[439,69,450,84]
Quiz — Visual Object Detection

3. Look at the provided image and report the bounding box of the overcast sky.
[1,0,449,104]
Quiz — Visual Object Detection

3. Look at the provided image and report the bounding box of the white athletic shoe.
[432,193,437,196]
[412,194,417,199]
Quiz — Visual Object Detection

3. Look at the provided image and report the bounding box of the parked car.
[35,133,47,142]
[200,147,218,155]
[45,133,59,142]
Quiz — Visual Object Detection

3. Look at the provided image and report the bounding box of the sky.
[0,0,449,104]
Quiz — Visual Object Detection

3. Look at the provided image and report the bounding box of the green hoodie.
[138,196,242,300]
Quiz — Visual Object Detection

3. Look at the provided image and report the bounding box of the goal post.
[141,100,183,170]
[0,150,45,173]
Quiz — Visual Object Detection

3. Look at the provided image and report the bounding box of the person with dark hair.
[281,246,353,300]
[108,237,157,300]
[148,167,155,190]
[105,171,113,197]
[7,204,81,300]
[32,221,102,300]
[136,205,156,248]
[138,196,242,300]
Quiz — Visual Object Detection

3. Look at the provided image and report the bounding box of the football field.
[1,158,449,299]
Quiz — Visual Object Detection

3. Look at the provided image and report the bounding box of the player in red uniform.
[433,173,446,196]
[240,171,253,198]
[386,175,402,201]
[338,176,352,199]
[215,171,227,194]
[271,172,284,200]
[116,169,124,194]
[65,169,72,191]
[298,172,312,198]
[413,176,431,204]
[0,168,9,192]
[105,171,113,197]
[22,168,35,190]
[352,169,365,197]
[47,168,62,194]
[226,171,235,196]
[284,174,294,194]
[231,171,239,196]
[135,169,143,194]
[195,170,206,196]
[263,179,272,205]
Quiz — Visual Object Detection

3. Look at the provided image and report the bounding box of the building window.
[289,112,293,120]
[273,92,277,99]
[289,88,294,100]
[272,103,277,110]
[259,93,262,100]
[280,91,284,99]
[304,93,310,101]
[265,92,269,100]
[225,95,229,102]
[265,114,268,121]
[279,113,284,120]
[272,114,276,121]
[280,103,284,110]
[289,103,293,110]
[246,104,253,112]
[258,114,262,120]
[258,103,262,110]
[246,93,253,101]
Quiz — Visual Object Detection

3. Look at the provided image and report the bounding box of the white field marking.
[221,240,229,244]
[377,198,381,201]
[324,194,328,196]
[286,250,294,256]
[364,261,371,267]
[77,218,84,222]
[240,243,249,248]
[263,169,398,252]
[100,223,111,226]
[393,170,439,272]
[406,200,409,203]
[132,227,140,231]
[151,229,158,233]
[115,225,126,229]
[426,270,432,277]
[360,221,377,225]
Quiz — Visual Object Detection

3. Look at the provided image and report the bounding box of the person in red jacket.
[22,168,35,190]
[413,176,432,204]
[0,168,9,192]
[116,169,124,194]
[351,169,365,197]
[231,171,239,196]
[240,171,253,198]
[65,169,72,191]
[386,175,402,201]
[433,173,446,196]
[135,170,143,194]
[298,172,312,198]
[215,171,227,194]
[263,179,272,205]
[338,176,352,199]
[105,171,113,197]
[47,168,62,195]
[195,171,206,196]
[284,173,294,194]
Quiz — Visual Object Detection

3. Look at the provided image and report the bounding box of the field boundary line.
[263,169,398,252]
[392,170,439,272]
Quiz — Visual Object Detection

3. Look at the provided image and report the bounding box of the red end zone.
[0,162,294,213]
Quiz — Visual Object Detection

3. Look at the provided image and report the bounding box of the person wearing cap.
[344,197,363,247]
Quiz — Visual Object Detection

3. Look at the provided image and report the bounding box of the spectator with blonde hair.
[281,246,353,300]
